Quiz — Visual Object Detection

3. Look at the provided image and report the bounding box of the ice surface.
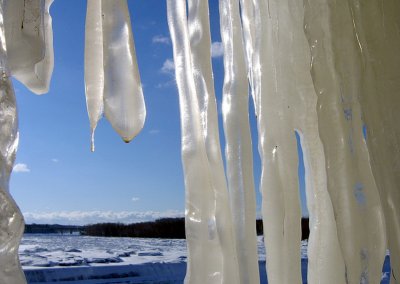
[19,235,392,283]
[19,235,188,268]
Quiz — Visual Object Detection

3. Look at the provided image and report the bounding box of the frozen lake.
[20,234,391,283]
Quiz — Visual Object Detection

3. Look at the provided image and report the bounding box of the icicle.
[252,0,303,282]
[274,1,348,283]
[187,2,240,274]
[167,1,239,283]
[346,0,400,281]
[0,1,26,283]
[303,0,387,282]
[85,0,104,152]
[238,0,258,116]
[102,0,146,143]
[218,0,259,283]
[3,0,54,95]
[27,0,54,94]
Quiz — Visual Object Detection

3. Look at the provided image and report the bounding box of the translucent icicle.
[85,0,104,152]
[102,0,146,143]
[4,0,54,94]
[0,2,26,283]
[24,0,54,94]
[254,0,305,282]
[303,0,386,282]
[274,0,348,282]
[187,3,239,272]
[238,0,258,116]
[218,0,259,283]
[347,0,400,281]
[167,1,239,283]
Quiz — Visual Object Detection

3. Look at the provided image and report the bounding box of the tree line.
[25,218,310,240]
[83,218,310,240]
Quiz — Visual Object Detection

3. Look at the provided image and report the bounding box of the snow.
[20,235,391,283]
[20,235,188,268]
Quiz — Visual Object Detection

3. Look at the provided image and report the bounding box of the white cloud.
[23,210,184,225]
[13,163,30,173]
[52,158,59,163]
[149,129,160,135]
[132,197,140,202]
[161,58,175,74]
[211,41,224,58]
[156,80,175,89]
[152,35,170,45]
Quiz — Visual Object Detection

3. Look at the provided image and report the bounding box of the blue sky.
[10,0,307,225]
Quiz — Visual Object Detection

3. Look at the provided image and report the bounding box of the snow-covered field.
[20,234,390,283]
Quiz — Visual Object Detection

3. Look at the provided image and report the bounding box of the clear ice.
[0,1,26,283]
[85,0,146,150]
[4,0,54,94]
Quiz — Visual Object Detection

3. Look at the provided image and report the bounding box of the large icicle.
[219,0,259,283]
[274,0,347,283]
[102,0,146,143]
[0,1,26,283]
[167,1,239,283]
[303,0,386,282]
[4,0,54,94]
[254,0,303,282]
[347,0,400,281]
[85,0,104,151]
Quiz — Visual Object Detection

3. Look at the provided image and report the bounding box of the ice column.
[85,0,146,150]
[0,1,26,283]
[252,0,347,283]
[167,0,239,283]
[219,0,259,283]
[303,0,387,282]
[346,0,400,281]
[252,0,303,282]
[4,0,54,94]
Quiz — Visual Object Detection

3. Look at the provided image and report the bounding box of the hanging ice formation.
[0,0,55,283]
[85,0,146,151]
[167,0,400,283]
[0,0,400,284]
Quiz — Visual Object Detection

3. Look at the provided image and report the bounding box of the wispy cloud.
[23,210,184,225]
[132,197,140,202]
[152,35,170,45]
[211,41,224,58]
[156,80,175,89]
[161,58,175,74]
[13,163,30,173]
[51,158,59,163]
[149,129,160,135]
